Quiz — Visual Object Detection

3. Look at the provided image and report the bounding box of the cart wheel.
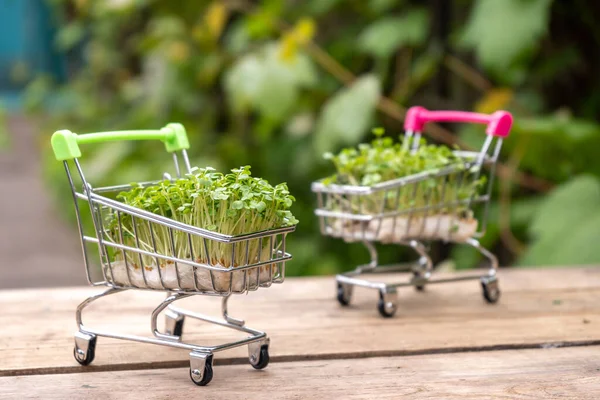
[412,271,426,292]
[250,344,270,370]
[377,291,398,318]
[190,354,213,386]
[337,283,353,306]
[481,277,501,304]
[73,333,96,366]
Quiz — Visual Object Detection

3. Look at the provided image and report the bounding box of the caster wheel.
[250,344,270,370]
[413,272,426,292]
[377,292,398,318]
[336,283,352,306]
[73,334,96,366]
[481,277,501,304]
[190,354,213,386]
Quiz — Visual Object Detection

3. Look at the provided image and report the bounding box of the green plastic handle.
[51,123,190,161]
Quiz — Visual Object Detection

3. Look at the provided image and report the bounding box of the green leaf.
[148,16,186,39]
[253,45,316,120]
[224,20,250,54]
[223,44,316,121]
[263,44,317,87]
[307,0,343,15]
[255,201,267,212]
[520,211,600,266]
[282,52,318,87]
[544,212,600,264]
[55,22,86,51]
[517,116,600,141]
[368,0,403,14]
[244,7,278,39]
[358,10,429,58]
[505,115,600,181]
[519,175,600,266]
[314,75,381,153]
[460,0,552,75]
[529,175,600,239]
[254,62,299,120]
[507,197,544,228]
[223,54,265,112]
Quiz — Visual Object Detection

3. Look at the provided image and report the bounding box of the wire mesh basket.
[312,107,512,317]
[52,124,295,386]
[93,187,291,294]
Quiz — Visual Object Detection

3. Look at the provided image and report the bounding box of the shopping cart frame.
[52,124,295,386]
[312,107,512,317]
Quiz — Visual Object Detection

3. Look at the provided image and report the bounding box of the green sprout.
[105,166,298,269]
[322,130,486,218]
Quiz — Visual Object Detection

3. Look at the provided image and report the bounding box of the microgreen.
[322,129,486,217]
[105,166,297,269]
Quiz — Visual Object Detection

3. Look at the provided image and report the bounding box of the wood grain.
[1,267,599,376]
[1,346,599,399]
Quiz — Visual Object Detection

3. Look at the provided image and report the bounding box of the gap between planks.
[3,339,600,378]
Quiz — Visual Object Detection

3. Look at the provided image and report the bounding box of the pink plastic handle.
[404,106,513,138]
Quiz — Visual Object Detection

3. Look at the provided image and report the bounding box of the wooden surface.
[2,346,599,399]
[1,267,599,398]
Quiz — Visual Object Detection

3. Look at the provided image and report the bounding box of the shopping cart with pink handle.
[311,106,513,317]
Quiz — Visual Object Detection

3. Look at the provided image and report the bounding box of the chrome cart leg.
[74,287,123,366]
[336,241,377,306]
[248,337,270,370]
[222,295,245,327]
[361,240,378,271]
[189,351,214,386]
[152,292,194,341]
[466,238,501,304]
[76,287,124,329]
[406,240,433,292]
[336,281,354,306]
[378,288,398,318]
[164,292,185,338]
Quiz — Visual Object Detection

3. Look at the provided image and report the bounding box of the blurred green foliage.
[25,0,600,274]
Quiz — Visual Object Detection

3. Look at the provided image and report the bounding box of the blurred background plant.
[4,0,600,276]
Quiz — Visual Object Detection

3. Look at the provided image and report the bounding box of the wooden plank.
[1,346,599,399]
[1,267,599,375]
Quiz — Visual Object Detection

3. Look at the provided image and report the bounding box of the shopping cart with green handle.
[51,124,295,386]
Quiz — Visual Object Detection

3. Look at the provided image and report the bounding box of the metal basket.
[52,124,294,386]
[312,107,512,317]
[89,183,292,294]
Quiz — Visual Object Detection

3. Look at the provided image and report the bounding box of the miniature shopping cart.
[312,107,512,317]
[51,124,295,386]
